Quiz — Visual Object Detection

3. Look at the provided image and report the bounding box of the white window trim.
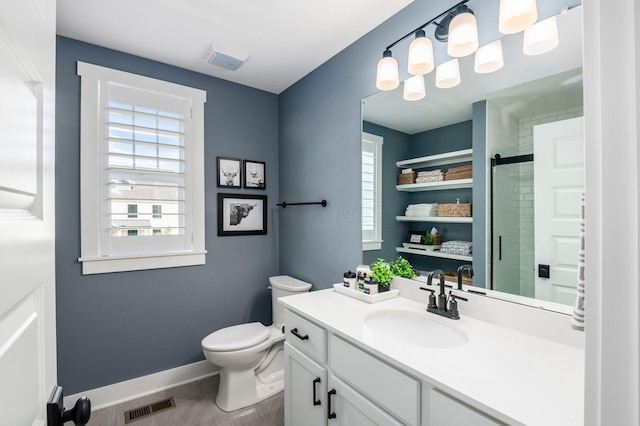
[77,62,207,274]
[362,132,383,251]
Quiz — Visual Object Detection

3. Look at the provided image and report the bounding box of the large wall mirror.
[362,5,583,312]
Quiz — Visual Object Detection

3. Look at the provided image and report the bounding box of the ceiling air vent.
[202,42,250,71]
[124,397,176,424]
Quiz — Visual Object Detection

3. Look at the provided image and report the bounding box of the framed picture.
[217,193,267,236]
[217,157,242,188]
[243,160,266,189]
[407,230,426,244]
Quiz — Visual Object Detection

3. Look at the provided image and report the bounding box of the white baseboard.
[63,360,219,411]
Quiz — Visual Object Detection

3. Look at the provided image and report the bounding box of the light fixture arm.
[383,0,470,51]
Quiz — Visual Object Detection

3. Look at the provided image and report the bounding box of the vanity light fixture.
[435,58,461,89]
[523,16,559,55]
[498,0,538,34]
[375,0,473,90]
[446,6,479,58]
[403,75,426,101]
[407,29,434,75]
[375,49,400,90]
[474,39,504,74]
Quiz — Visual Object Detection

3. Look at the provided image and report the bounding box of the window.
[152,204,162,219]
[362,132,383,251]
[77,62,207,274]
[128,204,138,218]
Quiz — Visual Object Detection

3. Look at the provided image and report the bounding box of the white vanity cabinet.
[284,307,504,426]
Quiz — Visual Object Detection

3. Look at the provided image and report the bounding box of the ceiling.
[56,0,414,94]
[362,5,583,134]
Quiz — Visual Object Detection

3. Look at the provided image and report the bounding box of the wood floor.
[87,375,284,426]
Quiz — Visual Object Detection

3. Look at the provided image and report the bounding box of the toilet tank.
[269,275,312,329]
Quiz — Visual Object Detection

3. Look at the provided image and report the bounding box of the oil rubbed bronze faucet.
[420,269,467,320]
[457,264,473,290]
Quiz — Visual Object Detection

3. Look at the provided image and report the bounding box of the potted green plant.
[370,258,393,292]
[390,256,415,279]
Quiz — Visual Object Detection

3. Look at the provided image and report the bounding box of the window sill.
[78,251,207,275]
[362,241,382,251]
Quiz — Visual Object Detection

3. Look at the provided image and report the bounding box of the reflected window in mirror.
[362,132,383,251]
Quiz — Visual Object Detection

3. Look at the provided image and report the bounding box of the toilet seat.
[202,322,270,352]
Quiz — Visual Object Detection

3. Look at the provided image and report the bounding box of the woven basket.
[438,203,472,217]
[397,172,416,185]
[423,235,443,245]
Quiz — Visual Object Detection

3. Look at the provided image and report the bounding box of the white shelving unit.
[396,178,473,192]
[396,216,473,224]
[395,247,473,262]
[396,148,473,169]
[396,148,473,263]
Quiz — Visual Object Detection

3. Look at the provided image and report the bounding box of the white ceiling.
[362,5,583,134]
[56,0,414,94]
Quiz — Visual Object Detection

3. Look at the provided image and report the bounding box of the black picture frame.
[407,230,426,244]
[243,160,266,189]
[217,157,242,188]
[217,193,267,236]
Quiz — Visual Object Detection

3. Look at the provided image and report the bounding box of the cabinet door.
[284,342,327,426]
[327,375,403,426]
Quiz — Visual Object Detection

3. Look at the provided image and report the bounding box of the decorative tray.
[332,283,399,303]
[402,242,441,251]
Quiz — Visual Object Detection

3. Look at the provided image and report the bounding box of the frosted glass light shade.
[403,75,426,101]
[499,0,538,34]
[448,12,479,57]
[376,51,399,91]
[435,58,461,89]
[474,40,504,74]
[523,16,559,55]
[408,31,435,75]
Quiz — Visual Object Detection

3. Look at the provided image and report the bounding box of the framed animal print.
[243,160,266,189]
[217,193,267,236]
[217,157,242,188]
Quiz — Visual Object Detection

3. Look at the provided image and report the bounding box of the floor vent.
[124,397,176,424]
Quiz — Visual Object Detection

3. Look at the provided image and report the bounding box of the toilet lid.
[202,322,270,352]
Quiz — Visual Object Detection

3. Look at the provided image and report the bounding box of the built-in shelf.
[396,178,473,192]
[395,247,473,262]
[396,148,473,169]
[396,216,473,223]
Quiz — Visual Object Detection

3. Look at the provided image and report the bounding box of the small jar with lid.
[362,277,379,295]
[343,271,356,289]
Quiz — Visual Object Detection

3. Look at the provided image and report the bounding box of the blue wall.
[56,36,279,394]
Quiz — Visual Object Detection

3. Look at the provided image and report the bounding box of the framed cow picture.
[217,156,242,188]
[217,193,267,236]
[243,160,266,189]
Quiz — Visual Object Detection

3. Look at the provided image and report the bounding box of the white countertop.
[279,288,584,426]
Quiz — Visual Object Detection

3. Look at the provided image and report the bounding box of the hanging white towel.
[571,193,585,331]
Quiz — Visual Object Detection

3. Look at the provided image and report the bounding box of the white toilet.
[201,275,312,411]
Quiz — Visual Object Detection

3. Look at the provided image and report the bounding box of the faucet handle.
[419,287,438,309]
[447,291,467,319]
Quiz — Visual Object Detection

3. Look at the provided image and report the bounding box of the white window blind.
[101,83,192,256]
[362,132,383,250]
[78,62,207,274]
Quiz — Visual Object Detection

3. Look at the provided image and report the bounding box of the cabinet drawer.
[285,309,327,363]
[329,335,420,425]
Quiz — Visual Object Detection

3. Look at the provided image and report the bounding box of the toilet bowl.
[201,275,312,412]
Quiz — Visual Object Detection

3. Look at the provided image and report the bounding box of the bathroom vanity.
[280,280,584,425]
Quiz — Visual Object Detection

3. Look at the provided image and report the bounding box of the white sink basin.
[363,310,468,349]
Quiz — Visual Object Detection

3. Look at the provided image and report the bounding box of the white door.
[534,117,584,304]
[284,343,326,426]
[0,0,57,424]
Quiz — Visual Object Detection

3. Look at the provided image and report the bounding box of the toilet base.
[215,348,285,412]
